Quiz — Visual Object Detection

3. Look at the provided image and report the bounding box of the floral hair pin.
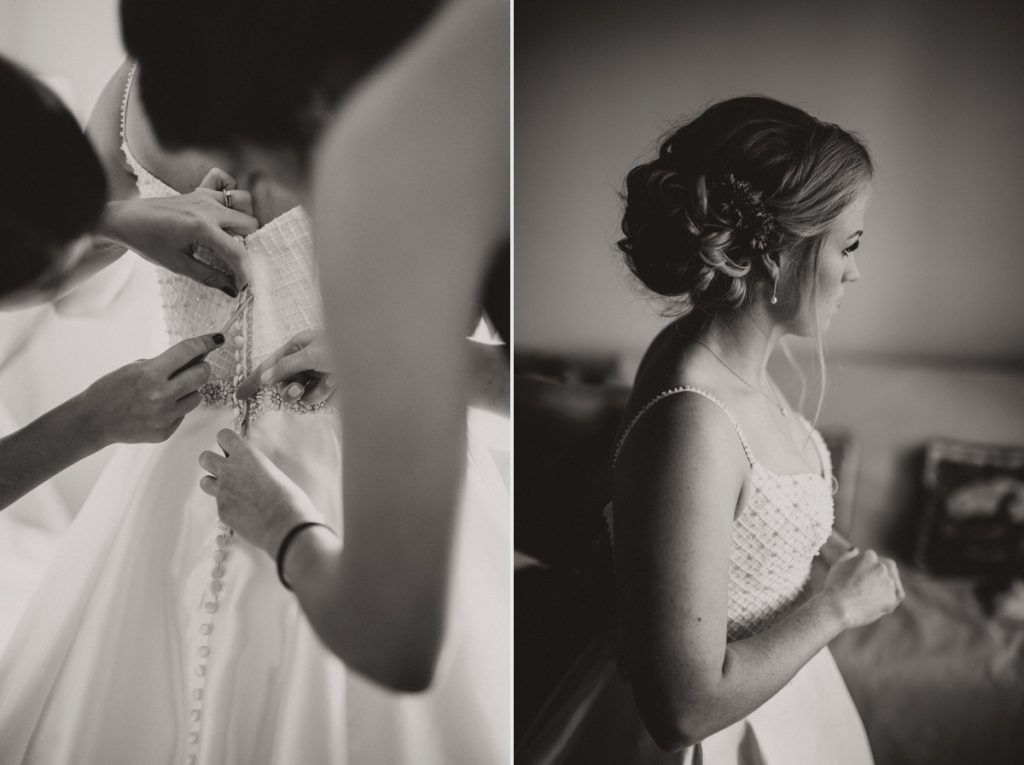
[713,173,776,253]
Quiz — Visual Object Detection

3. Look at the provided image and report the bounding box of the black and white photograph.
[0,0,509,763]
[516,1,1024,764]
[5,0,1024,763]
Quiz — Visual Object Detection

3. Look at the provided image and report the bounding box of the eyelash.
[842,241,860,256]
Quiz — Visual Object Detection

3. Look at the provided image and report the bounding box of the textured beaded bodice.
[120,66,331,763]
[612,386,835,641]
[120,64,326,418]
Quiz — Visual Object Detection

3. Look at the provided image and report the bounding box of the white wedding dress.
[519,386,872,765]
[0,65,509,765]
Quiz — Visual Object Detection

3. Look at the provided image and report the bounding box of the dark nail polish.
[221,286,238,298]
[213,333,225,345]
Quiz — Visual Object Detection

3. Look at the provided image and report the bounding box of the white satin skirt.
[520,640,872,765]
[694,647,874,765]
[0,404,509,765]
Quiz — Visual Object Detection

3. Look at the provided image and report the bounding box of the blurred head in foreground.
[121,0,442,190]
[0,54,107,307]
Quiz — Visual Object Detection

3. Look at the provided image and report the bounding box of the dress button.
[199,646,210,658]
[211,565,225,580]
[210,580,223,595]
[192,688,203,701]
[204,602,218,613]
[188,732,199,745]
[213,550,227,563]
[200,623,213,636]
[195,664,207,677]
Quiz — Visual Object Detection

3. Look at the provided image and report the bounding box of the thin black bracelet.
[276,521,334,591]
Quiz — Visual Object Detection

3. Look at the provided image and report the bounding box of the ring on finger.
[223,189,233,209]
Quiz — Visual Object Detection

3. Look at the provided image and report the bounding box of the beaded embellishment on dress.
[120,63,331,420]
[120,63,334,763]
[611,385,835,640]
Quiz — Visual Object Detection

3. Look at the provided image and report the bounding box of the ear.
[760,251,782,279]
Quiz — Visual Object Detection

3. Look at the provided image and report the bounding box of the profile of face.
[780,187,870,336]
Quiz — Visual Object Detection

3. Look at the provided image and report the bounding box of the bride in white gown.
[518,97,901,765]
[0,56,508,765]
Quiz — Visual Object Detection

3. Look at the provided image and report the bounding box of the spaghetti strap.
[612,385,756,467]
[117,61,177,198]
[120,62,138,147]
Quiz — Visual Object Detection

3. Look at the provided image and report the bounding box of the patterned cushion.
[914,439,1024,576]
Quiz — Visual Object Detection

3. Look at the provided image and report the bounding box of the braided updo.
[618,96,872,317]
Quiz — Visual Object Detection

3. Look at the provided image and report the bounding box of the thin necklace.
[693,339,789,418]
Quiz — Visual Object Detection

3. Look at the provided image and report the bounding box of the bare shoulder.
[619,329,740,462]
[615,383,748,482]
[87,57,134,137]
[611,377,748,630]
[85,58,137,195]
[122,79,211,193]
[613,328,751,531]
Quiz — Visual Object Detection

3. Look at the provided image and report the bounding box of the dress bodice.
[120,64,326,416]
[612,386,835,641]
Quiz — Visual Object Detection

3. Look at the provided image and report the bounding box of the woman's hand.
[98,168,257,294]
[79,333,225,447]
[818,529,857,568]
[821,548,905,629]
[198,429,324,556]
[235,329,336,405]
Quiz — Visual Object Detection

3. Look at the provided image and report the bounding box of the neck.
[698,303,785,386]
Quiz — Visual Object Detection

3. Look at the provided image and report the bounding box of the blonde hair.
[618,96,873,422]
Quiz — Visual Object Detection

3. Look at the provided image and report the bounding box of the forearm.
[0,392,107,510]
[275,377,462,691]
[91,199,146,260]
[50,202,137,301]
[653,593,847,748]
[293,0,505,689]
[283,522,450,691]
[715,594,845,719]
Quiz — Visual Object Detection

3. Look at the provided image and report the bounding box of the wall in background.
[516,0,1024,365]
[0,0,122,123]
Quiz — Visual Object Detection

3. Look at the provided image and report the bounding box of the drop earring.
[770,272,779,305]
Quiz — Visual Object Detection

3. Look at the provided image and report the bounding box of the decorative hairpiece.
[712,173,776,252]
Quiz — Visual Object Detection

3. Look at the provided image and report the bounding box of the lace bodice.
[612,386,835,641]
[120,65,327,417]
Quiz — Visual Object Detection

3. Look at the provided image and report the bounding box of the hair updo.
[618,96,872,317]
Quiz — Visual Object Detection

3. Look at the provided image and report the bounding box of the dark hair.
[0,55,107,299]
[121,0,442,160]
[618,96,872,317]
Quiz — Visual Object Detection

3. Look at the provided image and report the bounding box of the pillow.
[914,439,1024,576]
